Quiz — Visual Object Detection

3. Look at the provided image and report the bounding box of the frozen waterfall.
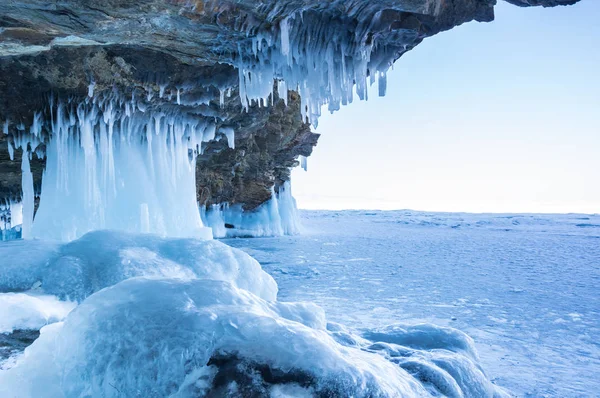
[7,96,220,242]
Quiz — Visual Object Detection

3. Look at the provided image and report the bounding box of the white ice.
[1,201,23,241]
[0,230,276,302]
[20,151,34,240]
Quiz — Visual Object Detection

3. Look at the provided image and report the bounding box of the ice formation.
[236,5,407,126]
[1,0,407,240]
[0,231,507,398]
[0,201,22,241]
[6,95,221,242]
[202,181,302,238]
[0,100,504,396]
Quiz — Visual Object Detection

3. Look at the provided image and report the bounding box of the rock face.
[0,0,581,209]
[0,43,316,209]
[503,0,579,6]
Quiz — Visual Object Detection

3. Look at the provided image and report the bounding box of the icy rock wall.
[1,95,309,242]
[0,0,579,218]
[202,181,301,238]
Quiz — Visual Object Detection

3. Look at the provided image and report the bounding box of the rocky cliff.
[0,0,581,209]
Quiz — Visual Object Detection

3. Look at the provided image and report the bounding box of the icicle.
[88,81,95,98]
[8,201,22,229]
[201,180,301,238]
[277,80,288,106]
[30,112,42,140]
[378,71,387,97]
[280,17,291,57]
[203,123,216,141]
[20,147,34,240]
[235,7,401,125]
[300,155,307,171]
[8,141,14,161]
[220,127,235,149]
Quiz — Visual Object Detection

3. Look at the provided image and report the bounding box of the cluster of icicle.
[202,181,301,238]
[2,93,241,242]
[235,4,417,126]
[2,116,39,240]
[0,200,22,241]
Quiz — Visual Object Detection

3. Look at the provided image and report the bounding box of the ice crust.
[0,231,507,397]
[202,181,302,238]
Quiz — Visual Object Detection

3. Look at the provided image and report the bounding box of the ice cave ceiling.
[0,0,581,208]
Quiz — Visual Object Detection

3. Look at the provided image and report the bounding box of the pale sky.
[292,1,599,214]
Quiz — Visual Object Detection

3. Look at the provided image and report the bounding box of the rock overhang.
[0,0,582,208]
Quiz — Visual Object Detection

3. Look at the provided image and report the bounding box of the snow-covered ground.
[225,210,600,397]
[0,210,597,396]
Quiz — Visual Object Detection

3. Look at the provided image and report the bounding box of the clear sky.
[292,1,599,214]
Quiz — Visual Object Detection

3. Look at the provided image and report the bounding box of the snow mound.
[0,230,277,302]
[0,231,507,397]
[0,279,507,397]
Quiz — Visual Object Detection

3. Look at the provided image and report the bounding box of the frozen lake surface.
[225,210,600,397]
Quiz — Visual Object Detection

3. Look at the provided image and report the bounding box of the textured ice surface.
[202,181,302,238]
[0,278,505,398]
[0,230,506,397]
[226,210,600,397]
